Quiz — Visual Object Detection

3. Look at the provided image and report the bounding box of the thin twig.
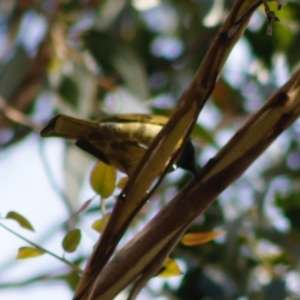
[0,222,82,273]
[0,96,42,131]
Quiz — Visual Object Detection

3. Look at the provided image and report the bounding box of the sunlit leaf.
[117,176,128,189]
[6,211,34,231]
[62,229,81,253]
[16,246,45,259]
[181,231,226,246]
[158,257,182,278]
[90,161,116,198]
[92,213,111,234]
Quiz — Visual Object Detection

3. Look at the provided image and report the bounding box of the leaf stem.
[0,221,82,274]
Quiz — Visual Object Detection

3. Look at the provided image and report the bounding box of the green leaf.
[58,76,79,108]
[62,229,81,253]
[112,48,149,100]
[16,246,45,259]
[62,271,81,291]
[83,30,149,100]
[92,213,111,234]
[0,46,30,100]
[6,211,34,231]
[116,176,128,189]
[193,123,218,148]
[90,161,116,198]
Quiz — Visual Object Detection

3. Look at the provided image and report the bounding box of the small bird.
[40,114,197,176]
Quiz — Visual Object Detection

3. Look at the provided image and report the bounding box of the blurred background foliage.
[1,0,300,299]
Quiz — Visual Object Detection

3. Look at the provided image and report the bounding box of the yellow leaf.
[90,161,116,198]
[117,176,128,189]
[6,211,34,231]
[158,257,182,278]
[92,213,111,234]
[181,231,226,246]
[17,247,45,259]
[62,229,81,253]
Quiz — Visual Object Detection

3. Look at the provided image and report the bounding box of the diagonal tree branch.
[0,96,42,131]
[91,66,300,300]
[73,0,281,299]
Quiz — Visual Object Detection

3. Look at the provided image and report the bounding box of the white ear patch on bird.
[41,114,197,176]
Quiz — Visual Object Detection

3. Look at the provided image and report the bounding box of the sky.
[0,135,74,299]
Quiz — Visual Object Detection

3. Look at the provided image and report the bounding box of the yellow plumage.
[41,114,197,176]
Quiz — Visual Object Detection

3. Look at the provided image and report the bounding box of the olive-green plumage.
[41,114,197,176]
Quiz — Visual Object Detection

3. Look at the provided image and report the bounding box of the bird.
[40,114,197,176]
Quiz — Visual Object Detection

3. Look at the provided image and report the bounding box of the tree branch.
[91,67,300,299]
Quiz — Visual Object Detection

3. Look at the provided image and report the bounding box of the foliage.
[0,0,300,299]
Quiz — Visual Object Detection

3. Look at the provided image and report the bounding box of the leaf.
[67,199,93,222]
[62,271,81,291]
[117,177,128,189]
[193,123,218,148]
[90,161,116,198]
[76,198,93,214]
[62,229,82,253]
[58,75,79,108]
[92,213,111,234]
[112,48,149,100]
[0,46,30,100]
[158,257,182,278]
[16,246,45,259]
[6,211,34,231]
[181,231,226,246]
[84,30,149,100]
[64,198,94,224]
